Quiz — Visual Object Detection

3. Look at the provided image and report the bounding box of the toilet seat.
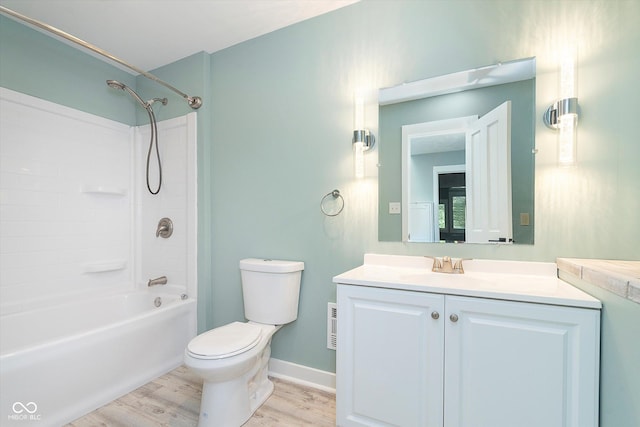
[187,322,262,360]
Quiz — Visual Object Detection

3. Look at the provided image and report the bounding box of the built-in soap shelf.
[84,259,127,273]
[81,186,127,196]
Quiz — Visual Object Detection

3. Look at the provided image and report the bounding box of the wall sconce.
[544,54,579,166]
[352,95,375,178]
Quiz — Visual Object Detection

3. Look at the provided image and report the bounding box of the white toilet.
[184,258,304,427]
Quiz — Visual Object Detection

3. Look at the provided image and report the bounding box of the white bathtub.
[0,290,197,426]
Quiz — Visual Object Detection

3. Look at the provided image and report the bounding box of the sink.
[333,254,601,309]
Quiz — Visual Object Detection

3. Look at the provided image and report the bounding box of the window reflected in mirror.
[439,173,466,242]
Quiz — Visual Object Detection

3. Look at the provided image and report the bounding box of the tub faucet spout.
[148,276,168,287]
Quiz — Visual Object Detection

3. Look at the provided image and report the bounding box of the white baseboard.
[268,358,336,394]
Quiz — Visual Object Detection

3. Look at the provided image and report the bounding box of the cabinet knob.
[431,311,440,320]
[449,313,459,322]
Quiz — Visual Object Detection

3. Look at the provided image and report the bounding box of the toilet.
[184,258,304,427]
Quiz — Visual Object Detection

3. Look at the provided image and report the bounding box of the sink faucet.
[431,256,464,274]
[148,276,168,287]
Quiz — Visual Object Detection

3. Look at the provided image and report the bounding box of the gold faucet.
[431,256,465,274]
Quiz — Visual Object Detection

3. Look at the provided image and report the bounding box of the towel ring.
[321,189,344,216]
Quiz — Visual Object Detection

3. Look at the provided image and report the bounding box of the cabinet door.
[444,296,600,427]
[337,285,445,427]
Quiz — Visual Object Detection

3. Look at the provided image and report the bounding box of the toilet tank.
[239,258,304,325]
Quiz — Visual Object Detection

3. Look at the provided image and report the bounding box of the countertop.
[334,254,601,309]
[557,258,640,305]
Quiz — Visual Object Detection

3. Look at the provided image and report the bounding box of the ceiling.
[0,0,359,72]
[411,133,466,156]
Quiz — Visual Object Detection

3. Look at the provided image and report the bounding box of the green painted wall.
[208,0,639,371]
[559,271,640,427]
[0,15,136,124]
[2,1,639,426]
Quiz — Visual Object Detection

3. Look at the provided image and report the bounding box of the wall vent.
[327,302,337,350]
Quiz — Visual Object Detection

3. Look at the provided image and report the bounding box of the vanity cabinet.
[336,284,600,427]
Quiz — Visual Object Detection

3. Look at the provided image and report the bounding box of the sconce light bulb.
[353,140,365,179]
[559,54,577,99]
[558,113,577,166]
[354,96,364,130]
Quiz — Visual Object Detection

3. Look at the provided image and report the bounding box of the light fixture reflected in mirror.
[352,95,375,178]
[544,53,578,166]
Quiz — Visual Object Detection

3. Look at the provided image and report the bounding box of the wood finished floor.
[66,365,336,427]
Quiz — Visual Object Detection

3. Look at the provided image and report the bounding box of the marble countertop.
[334,254,601,309]
[557,258,640,305]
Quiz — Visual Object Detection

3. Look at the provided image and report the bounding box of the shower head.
[106,79,126,90]
[106,79,156,111]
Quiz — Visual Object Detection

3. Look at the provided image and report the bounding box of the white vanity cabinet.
[337,285,445,427]
[336,284,600,427]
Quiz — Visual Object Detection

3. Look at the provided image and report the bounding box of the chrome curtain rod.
[0,5,203,109]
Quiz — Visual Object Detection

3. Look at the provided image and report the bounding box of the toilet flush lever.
[156,217,173,238]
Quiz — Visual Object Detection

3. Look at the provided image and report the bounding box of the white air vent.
[327,303,337,350]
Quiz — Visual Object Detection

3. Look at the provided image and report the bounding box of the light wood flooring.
[66,365,336,427]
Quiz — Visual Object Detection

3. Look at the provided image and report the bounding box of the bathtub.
[0,290,197,426]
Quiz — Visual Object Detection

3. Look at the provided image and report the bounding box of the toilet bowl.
[184,258,304,427]
[184,322,278,427]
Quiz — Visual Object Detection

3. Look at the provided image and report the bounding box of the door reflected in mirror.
[379,58,535,245]
[403,102,512,244]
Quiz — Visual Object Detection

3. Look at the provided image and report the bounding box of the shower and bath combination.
[0,6,203,194]
[107,80,167,195]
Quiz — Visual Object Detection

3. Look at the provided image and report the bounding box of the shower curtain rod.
[0,5,203,109]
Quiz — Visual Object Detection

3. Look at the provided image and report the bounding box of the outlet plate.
[389,202,401,214]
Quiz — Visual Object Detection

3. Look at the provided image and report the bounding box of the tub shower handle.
[156,218,173,238]
[148,276,168,287]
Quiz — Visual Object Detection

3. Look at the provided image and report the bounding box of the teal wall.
[0,15,135,124]
[559,272,640,427]
[2,1,639,426]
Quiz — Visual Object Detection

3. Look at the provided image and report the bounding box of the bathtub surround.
[1,1,639,427]
[0,88,133,311]
[0,89,197,424]
[0,88,197,312]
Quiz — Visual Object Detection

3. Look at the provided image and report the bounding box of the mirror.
[378,58,536,244]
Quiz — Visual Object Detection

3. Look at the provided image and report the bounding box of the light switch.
[520,213,530,226]
[389,202,401,214]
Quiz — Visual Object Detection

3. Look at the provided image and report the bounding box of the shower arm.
[0,5,203,109]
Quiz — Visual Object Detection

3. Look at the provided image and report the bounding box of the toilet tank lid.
[240,258,304,273]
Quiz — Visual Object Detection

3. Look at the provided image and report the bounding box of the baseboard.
[268,358,336,394]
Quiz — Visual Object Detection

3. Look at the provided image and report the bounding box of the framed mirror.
[378,57,536,245]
